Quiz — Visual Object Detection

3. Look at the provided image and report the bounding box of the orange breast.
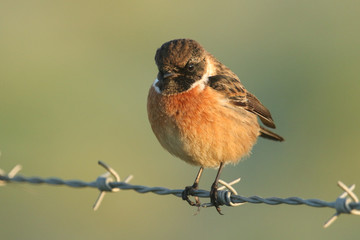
[147,85,260,168]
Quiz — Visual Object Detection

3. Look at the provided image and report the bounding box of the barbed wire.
[0,161,359,228]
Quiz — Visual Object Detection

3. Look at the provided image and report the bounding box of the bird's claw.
[182,183,201,207]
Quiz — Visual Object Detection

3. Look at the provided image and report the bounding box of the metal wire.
[0,161,359,228]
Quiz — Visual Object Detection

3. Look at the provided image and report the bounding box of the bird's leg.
[182,167,204,207]
[210,162,224,215]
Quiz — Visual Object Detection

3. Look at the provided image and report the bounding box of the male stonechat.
[147,39,283,214]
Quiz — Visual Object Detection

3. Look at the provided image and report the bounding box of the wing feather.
[208,75,276,128]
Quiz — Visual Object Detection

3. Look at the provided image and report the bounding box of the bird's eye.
[187,63,195,72]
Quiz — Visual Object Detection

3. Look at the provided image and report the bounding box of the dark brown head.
[154,39,208,95]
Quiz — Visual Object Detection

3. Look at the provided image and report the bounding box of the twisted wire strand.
[1,161,359,228]
[1,175,98,188]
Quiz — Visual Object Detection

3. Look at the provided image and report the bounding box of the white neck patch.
[152,78,161,93]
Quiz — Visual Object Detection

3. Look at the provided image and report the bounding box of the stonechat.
[147,39,283,214]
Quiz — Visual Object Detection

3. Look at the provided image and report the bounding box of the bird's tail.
[259,126,284,141]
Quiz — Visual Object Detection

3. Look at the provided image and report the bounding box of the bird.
[147,39,284,214]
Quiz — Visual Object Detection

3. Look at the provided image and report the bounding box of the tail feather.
[259,126,284,142]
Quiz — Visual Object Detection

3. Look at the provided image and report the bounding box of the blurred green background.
[1,0,359,239]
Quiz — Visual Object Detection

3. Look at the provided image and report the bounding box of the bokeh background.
[1,0,359,239]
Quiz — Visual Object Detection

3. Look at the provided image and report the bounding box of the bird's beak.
[163,72,174,79]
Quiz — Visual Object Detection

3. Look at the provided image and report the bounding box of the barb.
[0,162,359,228]
[93,161,133,211]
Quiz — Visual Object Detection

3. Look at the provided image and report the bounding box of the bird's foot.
[182,183,201,207]
[210,182,223,215]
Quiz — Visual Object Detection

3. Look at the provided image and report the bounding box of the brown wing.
[208,75,276,128]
